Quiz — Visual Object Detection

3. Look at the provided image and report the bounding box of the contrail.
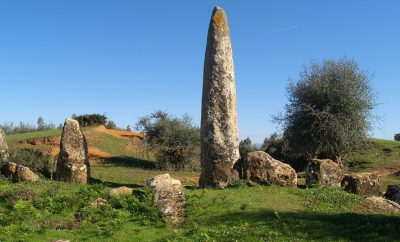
[274,25,299,33]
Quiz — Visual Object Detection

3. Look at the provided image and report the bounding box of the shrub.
[8,148,56,178]
[395,133,400,141]
[136,111,200,170]
[72,113,107,127]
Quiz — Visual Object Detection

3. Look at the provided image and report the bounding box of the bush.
[275,58,377,164]
[395,133,400,141]
[8,148,56,178]
[136,111,200,170]
[105,120,117,129]
[72,113,107,127]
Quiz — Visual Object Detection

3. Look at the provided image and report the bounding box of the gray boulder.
[243,151,297,187]
[147,173,186,227]
[199,7,240,188]
[306,159,343,188]
[56,118,90,183]
[384,184,400,204]
[342,172,380,196]
[357,196,400,214]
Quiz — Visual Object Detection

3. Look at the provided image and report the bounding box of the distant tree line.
[0,116,61,135]
[395,133,400,141]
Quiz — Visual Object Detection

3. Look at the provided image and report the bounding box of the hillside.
[1,128,400,241]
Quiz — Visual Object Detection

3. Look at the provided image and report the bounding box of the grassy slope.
[2,130,400,241]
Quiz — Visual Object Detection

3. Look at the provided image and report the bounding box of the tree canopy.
[276,58,376,163]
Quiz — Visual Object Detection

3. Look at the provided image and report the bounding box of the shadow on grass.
[203,209,400,241]
[347,159,372,170]
[90,177,143,188]
[99,156,157,169]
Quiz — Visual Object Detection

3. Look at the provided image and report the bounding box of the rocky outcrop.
[384,185,400,204]
[0,128,9,162]
[199,7,240,188]
[243,151,297,187]
[147,174,186,227]
[306,159,343,188]
[110,186,134,197]
[342,172,380,196]
[357,196,400,214]
[0,162,39,182]
[56,118,90,184]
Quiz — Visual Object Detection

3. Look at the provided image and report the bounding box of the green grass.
[1,179,399,242]
[345,138,400,172]
[5,129,62,147]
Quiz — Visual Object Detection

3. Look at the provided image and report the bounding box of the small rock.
[342,172,380,196]
[242,151,297,187]
[147,173,186,227]
[358,196,400,214]
[110,186,133,197]
[0,162,39,182]
[306,159,343,188]
[384,184,400,204]
[90,198,107,208]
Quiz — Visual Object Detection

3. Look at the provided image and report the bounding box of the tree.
[395,133,400,141]
[275,58,377,164]
[105,120,117,129]
[239,137,256,160]
[37,116,45,131]
[136,111,200,170]
[126,125,131,131]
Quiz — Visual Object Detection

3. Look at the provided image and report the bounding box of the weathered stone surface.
[147,173,186,227]
[243,151,297,187]
[0,162,39,182]
[110,186,134,197]
[0,128,9,162]
[357,196,400,214]
[56,118,90,183]
[90,198,108,208]
[384,184,400,204]
[199,7,240,188]
[342,172,380,196]
[306,159,343,188]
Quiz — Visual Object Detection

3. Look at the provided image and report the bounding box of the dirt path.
[92,125,144,140]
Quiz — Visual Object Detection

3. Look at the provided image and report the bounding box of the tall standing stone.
[56,118,90,183]
[199,7,240,188]
[0,128,9,163]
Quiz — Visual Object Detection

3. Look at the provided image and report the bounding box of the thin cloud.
[273,25,299,33]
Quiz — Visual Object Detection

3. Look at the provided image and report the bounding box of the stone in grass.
[110,186,134,197]
[147,173,186,227]
[242,151,297,187]
[306,159,343,188]
[0,162,39,182]
[384,184,400,204]
[342,172,380,196]
[357,196,400,214]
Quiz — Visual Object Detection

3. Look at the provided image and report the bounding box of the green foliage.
[276,58,377,163]
[72,113,108,127]
[8,147,55,177]
[238,138,257,160]
[395,133,400,141]
[136,111,200,170]
[105,120,118,129]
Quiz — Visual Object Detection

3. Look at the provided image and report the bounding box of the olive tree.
[275,58,376,164]
[136,111,200,170]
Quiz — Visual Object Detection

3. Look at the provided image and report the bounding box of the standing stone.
[56,118,90,183]
[0,128,9,163]
[199,7,240,188]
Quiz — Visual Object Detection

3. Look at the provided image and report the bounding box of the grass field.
[1,128,400,241]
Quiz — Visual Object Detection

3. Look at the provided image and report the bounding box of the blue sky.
[0,1,399,143]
